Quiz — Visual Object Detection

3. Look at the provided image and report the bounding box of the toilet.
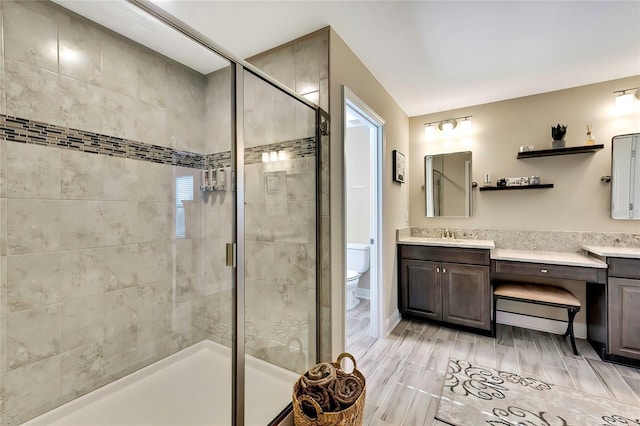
[346,243,370,310]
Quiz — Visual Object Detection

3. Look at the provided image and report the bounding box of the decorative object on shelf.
[585,125,596,146]
[505,176,530,186]
[551,124,567,148]
[530,176,541,185]
[424,115,472,138]
[496,178,507,187]
[519,145,534,153]
[600,175,612,183]
[483,173,492,187]
[392,150,405,183]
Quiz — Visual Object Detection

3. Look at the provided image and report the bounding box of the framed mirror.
[611,133,640,219]
[425,151,472,218]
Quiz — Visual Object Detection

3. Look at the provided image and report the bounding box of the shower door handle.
[226,243,236,268]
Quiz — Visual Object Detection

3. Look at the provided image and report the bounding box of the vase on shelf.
[551,124,567,149]
[585,125,595,146]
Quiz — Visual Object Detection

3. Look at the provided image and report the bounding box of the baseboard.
[355,288,370,299]
[385,310,401,337]
[496,311,587,339]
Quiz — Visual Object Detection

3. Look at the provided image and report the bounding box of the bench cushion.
[494,283,581,307]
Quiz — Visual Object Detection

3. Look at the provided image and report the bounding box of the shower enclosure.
[0,1,322,424]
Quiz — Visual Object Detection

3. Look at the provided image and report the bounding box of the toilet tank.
[347,243,370,273]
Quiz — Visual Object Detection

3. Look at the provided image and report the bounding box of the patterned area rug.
[436,359,640,426]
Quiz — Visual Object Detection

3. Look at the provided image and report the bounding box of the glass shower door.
[241,69,318,424]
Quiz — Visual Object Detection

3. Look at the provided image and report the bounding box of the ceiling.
[57,1,640,117]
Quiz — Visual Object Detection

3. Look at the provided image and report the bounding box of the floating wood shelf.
[517,144,604,159]
[479,184,554,191]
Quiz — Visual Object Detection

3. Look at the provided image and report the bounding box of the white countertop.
[397,236,495,250]
[491,249,607,268]
[581,245,640,259]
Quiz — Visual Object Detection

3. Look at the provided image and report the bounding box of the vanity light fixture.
[262,152,270,163]
[614,87,640,114]
[424,116,472,138]
[270,151,278,162]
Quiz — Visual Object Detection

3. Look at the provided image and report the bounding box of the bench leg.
[563,308,579,356]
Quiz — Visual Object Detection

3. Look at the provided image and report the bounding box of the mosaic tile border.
[0,114,317,169]
[0,114,205,169]
[244,137,317,165]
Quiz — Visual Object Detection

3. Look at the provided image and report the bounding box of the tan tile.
[7,199,63,255]
[0,140,7,198]
[61,341,104,398]
[5,58,61,125]
[101,32,138,99]
[61,294,107,352]
[7,305,60,369]
[1,355,62,426]
[59,75,103,133]
[6,142,61,199]
[59,18,102,86]
[3,1,58,73]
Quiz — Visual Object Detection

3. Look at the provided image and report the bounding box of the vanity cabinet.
[607,258,640,360]
[398,245,491,332]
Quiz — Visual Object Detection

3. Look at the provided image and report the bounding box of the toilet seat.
[347,270,360,282]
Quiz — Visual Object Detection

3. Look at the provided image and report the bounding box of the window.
[175,175,194,238]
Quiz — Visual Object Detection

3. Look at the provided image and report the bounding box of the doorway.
[343,87,384,354]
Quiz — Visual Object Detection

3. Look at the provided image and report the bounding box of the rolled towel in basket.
[300,385,331,418]
[301,362,336,388]
[328,373,363,408]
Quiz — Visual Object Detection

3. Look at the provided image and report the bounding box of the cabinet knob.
[436,267,440,273]
[540,269,548,273]
[442,268,447,273]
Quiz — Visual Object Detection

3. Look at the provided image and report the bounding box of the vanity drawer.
[492,260,605,283]
[608,257,640,279]
[398,245,490,266]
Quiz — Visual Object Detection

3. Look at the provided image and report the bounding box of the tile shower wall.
[0,2,214,424]
[248,28,331,362]
[2,0,207,154]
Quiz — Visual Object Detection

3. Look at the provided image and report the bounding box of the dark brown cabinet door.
[608,277,640,359]
[400,259,442,321]
[441,263,491,331]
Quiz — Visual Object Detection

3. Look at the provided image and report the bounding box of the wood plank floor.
[345,313,640,426]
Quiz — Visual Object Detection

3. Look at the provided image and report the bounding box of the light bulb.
[278,150,287,160]
[262,152,269,163]
[441,121,454,133]
[270,151,278,162]
[616,92,635,114]
[460,117,472,131]
[424,124,436,138]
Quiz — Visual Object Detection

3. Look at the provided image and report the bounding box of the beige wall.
[409,75,640,232]
[329,29,410,356]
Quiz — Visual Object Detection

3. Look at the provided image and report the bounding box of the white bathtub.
[23,340,299,426]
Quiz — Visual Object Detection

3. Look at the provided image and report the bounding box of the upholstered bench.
[493,282,581,355]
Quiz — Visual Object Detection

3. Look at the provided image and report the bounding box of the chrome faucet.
[441,228,455,239]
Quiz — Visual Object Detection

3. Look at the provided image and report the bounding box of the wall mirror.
[611,133,640,219]
[424,151,472,218]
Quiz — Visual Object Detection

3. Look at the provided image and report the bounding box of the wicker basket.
[292,352,366,426]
